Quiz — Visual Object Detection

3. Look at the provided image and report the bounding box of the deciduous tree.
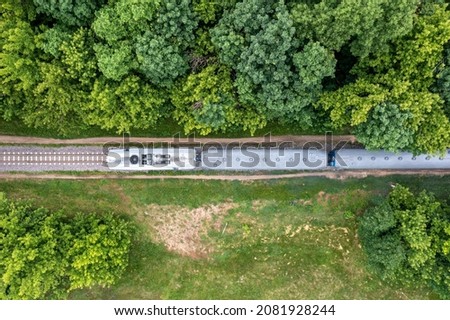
[172,64,266,135]
[85,76,166,133]
[135,34,188,87]
[359,185,450,298]
[0,193,132,299]
[0,194,70,299]
[318,5,450,153]
[0,10,39,120]
[211,0,335,126]
[353,103,414,152]
[94,42,134,81]
[291,0,419,57]
[32,0,106,26]
[92,0,197,86]
[434,43,450,116]
[23,27,98,134]
[68,213,132,290]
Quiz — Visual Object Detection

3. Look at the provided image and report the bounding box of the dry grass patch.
[316,190,340,205]
[137,202,236,258]
[251,199,276,211]
[283,223,355,256]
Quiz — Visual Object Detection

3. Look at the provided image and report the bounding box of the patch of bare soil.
[139,202,236,258]
[316,190,340,205]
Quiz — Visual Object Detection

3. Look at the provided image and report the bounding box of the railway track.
[0,151,106,166]
[0,147,108,171]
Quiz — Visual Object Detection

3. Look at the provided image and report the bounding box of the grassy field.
[1,175,449,299]
[0,118,348,139]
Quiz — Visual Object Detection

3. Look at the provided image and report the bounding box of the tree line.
[0,193,131,299]
[1,0,450,153]
[359,185,450,299]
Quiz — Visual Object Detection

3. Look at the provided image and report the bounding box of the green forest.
[1,0,450,153]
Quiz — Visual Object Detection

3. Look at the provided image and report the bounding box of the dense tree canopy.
[434,43,450,116]
[291,0,419,58]
[318,4,450,153]
[359,185,450,299]
[85,75,166,132]
[92,0,197,85]
[33,0,106,26]
[172,63,266,134]
[353,103,414,152]
[1,0,450,152]
[211,0,336,126]
[0,9,39,120]
[0,193,131,299]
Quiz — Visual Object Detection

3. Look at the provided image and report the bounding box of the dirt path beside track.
[0,170,449,181]
[0,134,357,146]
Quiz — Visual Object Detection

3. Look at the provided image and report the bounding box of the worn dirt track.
[0,170,449,181]
[0,134,357,145]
